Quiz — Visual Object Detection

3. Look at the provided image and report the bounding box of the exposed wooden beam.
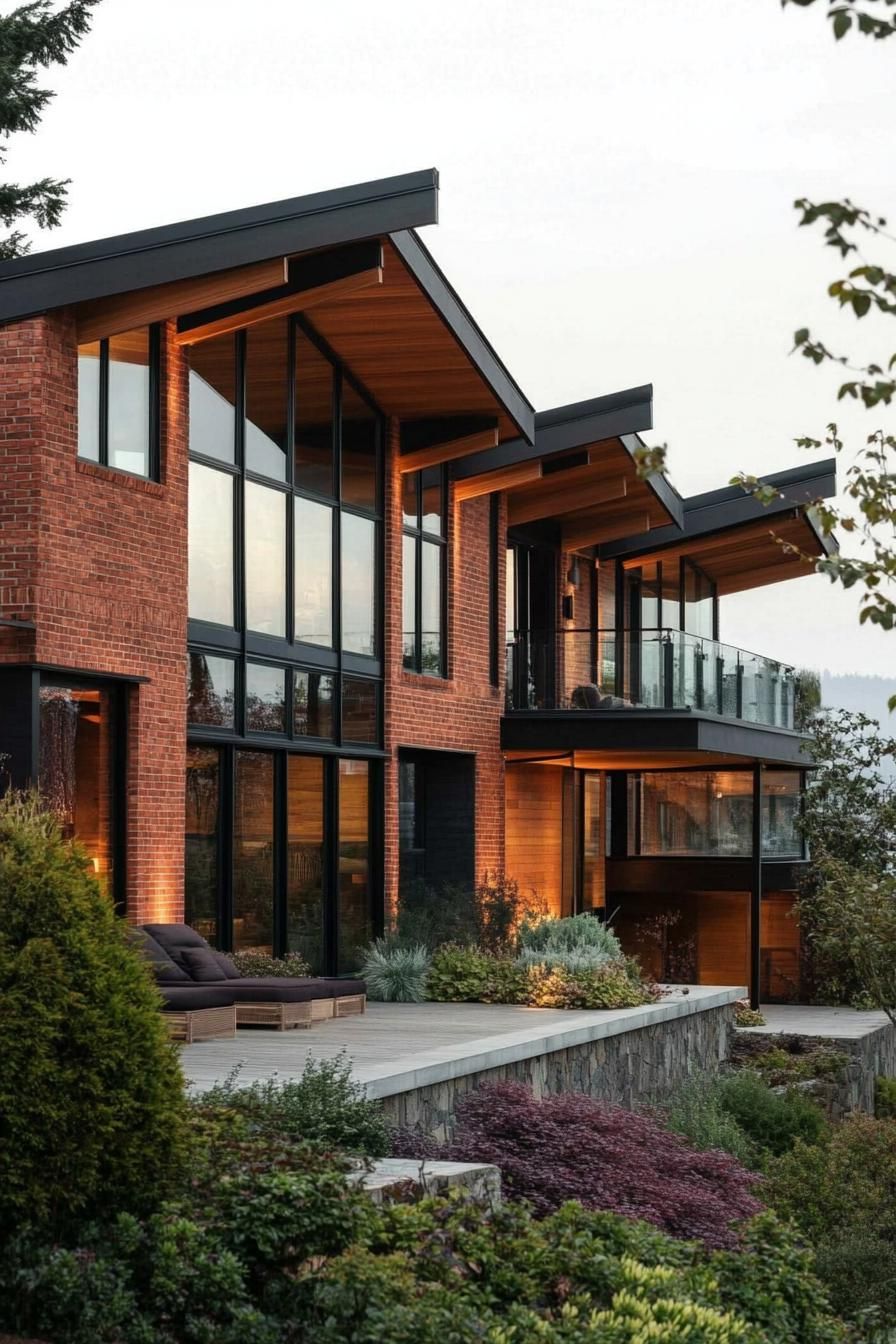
[563,511,652,552]
[75,257,288,344]
[453,460,542,503]
[399,427,499,474]
[175,240,384,346]
[509,476,628,527]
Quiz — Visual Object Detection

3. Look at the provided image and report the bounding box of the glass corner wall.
[626,770,804,859]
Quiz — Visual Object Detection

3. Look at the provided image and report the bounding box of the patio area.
[181,986,742,1102]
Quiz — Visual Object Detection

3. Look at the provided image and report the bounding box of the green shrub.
[425,944,491,1001]
[729,1032,849,1086]
[664,1073,759,1167]
[875,1074,896,1117]
[526,961,652,1010]
[229,948,310,977]
[394,871,546,957]
[765,1113,896,1328]
[480,957,530,1004]
[715,1071,829,1159]
[361,940,430,1002]
[194,1051,390,1157]
[518,911,623,971]
[475,869,547,956]
[734,1000,765,1027]
[0,790,187,1242]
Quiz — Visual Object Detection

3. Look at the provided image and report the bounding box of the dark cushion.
[158,984,235,1011]
[143,923,213,973]
[319,978,367,998]
[181,946,228,983]
[225,978,322,1004]
[214,951,242,979]
[132,928,191,983]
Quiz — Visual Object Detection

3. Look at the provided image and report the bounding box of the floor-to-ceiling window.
[184,315,384,972]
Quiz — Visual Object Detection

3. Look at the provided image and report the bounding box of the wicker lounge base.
[236,993,366,1030]
[165,1004,237,1043]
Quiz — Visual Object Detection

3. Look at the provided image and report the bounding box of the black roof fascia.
[501,708,813,767]
[389,229,535,444]
[453,383,654,480]
[598,459,837,561]
[0,169,440,325]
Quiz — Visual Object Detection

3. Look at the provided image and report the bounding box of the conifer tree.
[0,1,99,260]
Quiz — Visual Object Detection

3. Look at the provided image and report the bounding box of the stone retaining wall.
[379,998,735,1140]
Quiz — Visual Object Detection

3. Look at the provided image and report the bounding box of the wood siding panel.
[505,764,563,916]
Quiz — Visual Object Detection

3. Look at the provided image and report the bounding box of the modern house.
[0,169,836,1005]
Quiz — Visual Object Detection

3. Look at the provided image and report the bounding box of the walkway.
[181,986,741,1098]
[749,1003,893,1039]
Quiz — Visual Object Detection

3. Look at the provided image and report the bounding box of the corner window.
[402,466,447,676]
[77,325,159,479]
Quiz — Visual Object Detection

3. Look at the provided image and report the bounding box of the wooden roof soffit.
[509,475,628,527]
[399,415,499,474]
[563,510,652,553]
[75,257,289,344]
[453,460,543,503]
[175,239,384,346]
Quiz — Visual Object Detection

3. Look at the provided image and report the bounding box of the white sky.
[5,0,895,678]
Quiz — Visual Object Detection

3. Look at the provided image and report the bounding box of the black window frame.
[402,464,448,678]
[78,323,162,481]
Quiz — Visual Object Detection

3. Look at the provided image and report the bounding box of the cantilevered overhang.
[451,385,682,541]
[599,460,837,595]
[0,169,535,445]
[502,709,813,769]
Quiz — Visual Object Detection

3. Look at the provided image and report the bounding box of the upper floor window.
[78,325,160,479]
[402,466,447,676]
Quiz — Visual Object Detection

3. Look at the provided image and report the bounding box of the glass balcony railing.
[505,627,799,730]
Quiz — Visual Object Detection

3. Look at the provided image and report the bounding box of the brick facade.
[0,312,188,923]
[383,418,507,920]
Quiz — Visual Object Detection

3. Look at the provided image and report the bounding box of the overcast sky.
[6,0,894,682]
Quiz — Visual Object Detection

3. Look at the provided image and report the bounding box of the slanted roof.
[598,460,838,594]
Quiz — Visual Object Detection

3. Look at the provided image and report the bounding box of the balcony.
[505,628,799,731]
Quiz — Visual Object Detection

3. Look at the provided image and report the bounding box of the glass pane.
[639,563,660,631]
[342,512,376,655]
[188,652,235,728]
[189,334,236,463]
[421,467,443,535]
[188,461,234,626]
[245,480,286,637]
[294,670,335,738]
[294,497,332,646]
[184,745,220,944]
[763,771,803,857]
[342,677,378,743]
[402,534,417,669]
[286,755,325,973]
[234,750,274,952]
[661,562,681,631]
[77,342,100,461]
[505,548,516,641]
[246,662,286,733]
[402,472,418,529]
[684,561,715,639]
[108,328,150,476]
[245,319,288,481]
[338,760,370,971]
[341,379,377,510]
[421,540,442,675]
[39,684,114,894]
[294,328,334,496]
[630,771,753,857]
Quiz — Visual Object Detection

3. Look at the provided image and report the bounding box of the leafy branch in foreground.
[782,0,896,42]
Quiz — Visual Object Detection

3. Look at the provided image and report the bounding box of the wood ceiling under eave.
[506,438,676,550]
[621,513,825,596]
[306,239,521,439]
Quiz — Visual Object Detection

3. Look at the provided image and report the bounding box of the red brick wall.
[0,312,188,924]
[383,419,506,919]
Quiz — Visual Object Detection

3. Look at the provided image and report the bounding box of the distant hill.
[821,672,896,779]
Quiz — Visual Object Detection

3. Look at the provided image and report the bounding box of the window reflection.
[338,760,370,971]
[77,342,100,461]
[39,683,114,894]
[421,540,442,674]
[628,771,804,859]
[294,670,334,739]
[245,480,286,637]
[234,750,274,952]
[341,512,376,656]
[287,754,325,972]
[245,320,288,480]
[188,652,235,728]
[294,328,334,496]
[189,335,236,463]
[341,379,377,510]
[294,497,333,646]
[402,534,416,668]
[246,663,286,733]
[188,462,234,626]
[342,677,378,743]
[107,328,151,477]
[185,745,220,945]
